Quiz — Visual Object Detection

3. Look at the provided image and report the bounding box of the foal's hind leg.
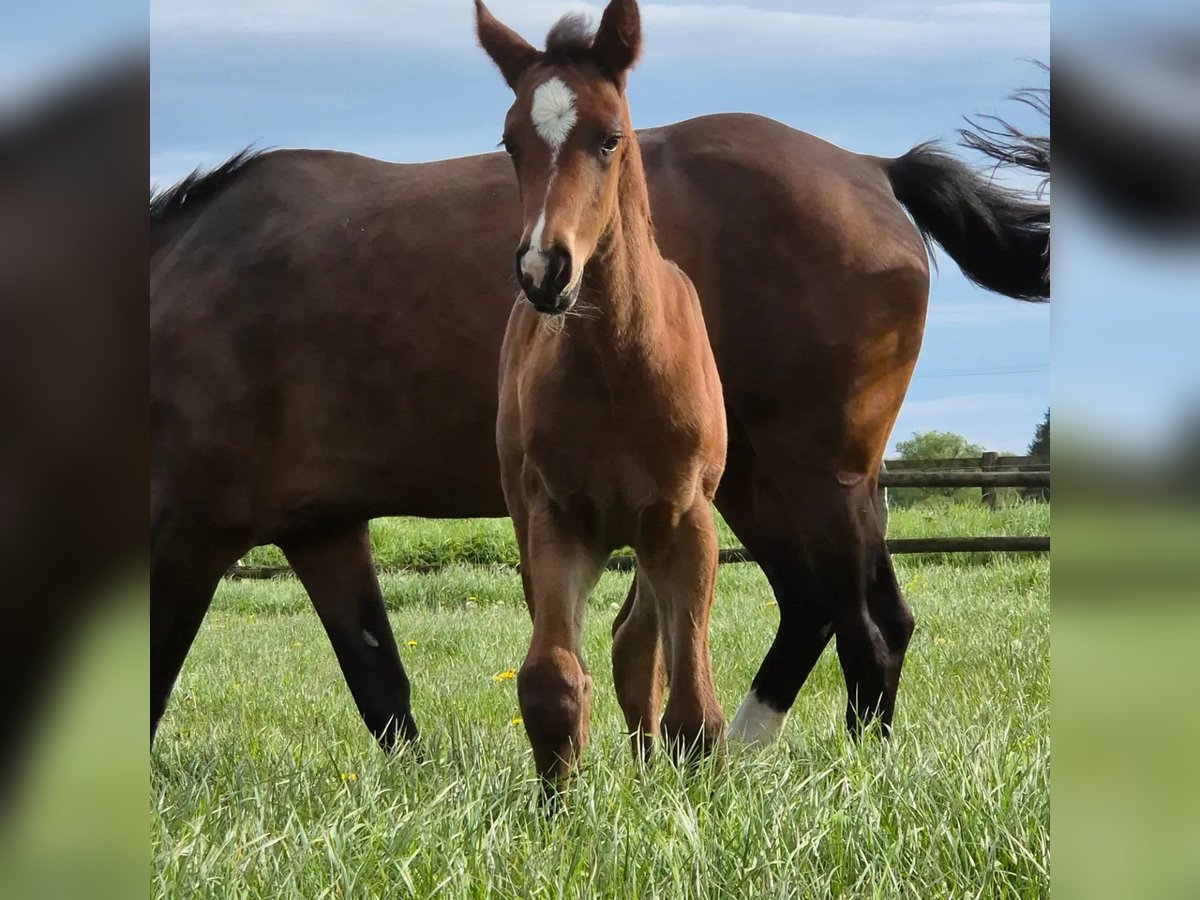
[151,541,233,743]
[280,523,417,749]
[636,500,725,760]
[611,569,665,761]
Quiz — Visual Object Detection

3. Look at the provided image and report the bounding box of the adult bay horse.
[481,0,728,782]
[150,63,1048,750]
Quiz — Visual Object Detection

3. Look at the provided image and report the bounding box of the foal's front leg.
[638,500,725,759]
[516,501,606,785]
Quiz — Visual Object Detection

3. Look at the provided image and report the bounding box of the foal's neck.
[580,136,663,345]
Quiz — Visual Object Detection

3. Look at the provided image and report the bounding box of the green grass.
[153,504,1049,898]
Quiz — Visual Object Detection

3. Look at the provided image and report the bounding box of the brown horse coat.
[479,0,728,781]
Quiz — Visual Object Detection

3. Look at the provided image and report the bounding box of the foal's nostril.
[548,244,572,293]
[514,247,528,288]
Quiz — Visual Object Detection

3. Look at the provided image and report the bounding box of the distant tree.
[1022,409,1050,501]
[1028,409,1050,459]
[896,430,985,462]
[891,430,985,506]
[1169,405,1200,494]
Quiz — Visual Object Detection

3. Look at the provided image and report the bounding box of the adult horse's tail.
[885,143,1050,300]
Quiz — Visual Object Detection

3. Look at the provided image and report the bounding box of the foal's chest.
[520,380,704,513]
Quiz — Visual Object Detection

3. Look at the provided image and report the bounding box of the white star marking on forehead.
[530,76,577,154]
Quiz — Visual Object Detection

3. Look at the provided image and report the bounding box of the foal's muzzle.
[516,242,576,314]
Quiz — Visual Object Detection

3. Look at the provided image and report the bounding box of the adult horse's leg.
[611,570,665,761]
[720,417,913,742]
[840,511,914,736]
[150,540,231,743]
[732,471,912,743]
[636,500,725,760]
[279,523,418,749]
[718,419,834,745]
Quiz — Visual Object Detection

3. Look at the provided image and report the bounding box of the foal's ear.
[593,0,642,85]
[475,0,540,91]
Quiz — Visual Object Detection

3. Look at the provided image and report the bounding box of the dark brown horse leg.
[280,523,417,750]
[717,420,834,745]
[151,546,228,743]
[839,527,914,737]
[718,422,914,742]
[724,558,835,745]
[782,472,911,739]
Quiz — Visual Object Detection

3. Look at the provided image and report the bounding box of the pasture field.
[152,503,1049,899]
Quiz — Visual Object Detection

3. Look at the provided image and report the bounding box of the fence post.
[981,450,999,508]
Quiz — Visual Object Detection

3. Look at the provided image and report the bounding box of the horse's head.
[476,0,642,314]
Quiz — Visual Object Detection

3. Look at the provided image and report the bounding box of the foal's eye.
[600,133,622,156]
[500,136,514,155]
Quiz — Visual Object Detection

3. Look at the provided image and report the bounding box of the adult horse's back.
[150,111,1047,747]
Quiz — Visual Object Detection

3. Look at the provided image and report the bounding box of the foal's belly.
[528,443,703,528]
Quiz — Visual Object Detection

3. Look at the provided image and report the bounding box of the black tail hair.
[886,143,1049,301]
[958,72,1050,197]
[150,147,265,254]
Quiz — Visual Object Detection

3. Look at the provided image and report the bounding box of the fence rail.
[878,470,1049,489]
[224,452,1049,579]
[227,533,1050,580]
[881,451,1048,510]
[882,454,1047,471]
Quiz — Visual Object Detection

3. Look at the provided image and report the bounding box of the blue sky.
[147,0,1051,455]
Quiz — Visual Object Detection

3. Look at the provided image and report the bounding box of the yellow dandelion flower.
[406,640,418,648]
[491,669,517,682]
[468,596,477,601]
[511,716,523,726]
[340,771,358,783]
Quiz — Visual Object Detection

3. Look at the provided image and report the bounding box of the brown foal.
[477,0,727,784]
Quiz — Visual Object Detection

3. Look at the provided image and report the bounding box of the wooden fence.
[881,451,1049,506]
[873,452,1049,553]
[225,453,1048,579]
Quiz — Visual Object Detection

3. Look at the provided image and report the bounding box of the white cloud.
[151,0,1048,69]
[151,0,578,47]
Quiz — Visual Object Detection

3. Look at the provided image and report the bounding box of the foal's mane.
[544,13,595,59]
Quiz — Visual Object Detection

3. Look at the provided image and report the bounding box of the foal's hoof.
[660,712,725,764]
[518,652,591,782]
[627,729,658,767]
